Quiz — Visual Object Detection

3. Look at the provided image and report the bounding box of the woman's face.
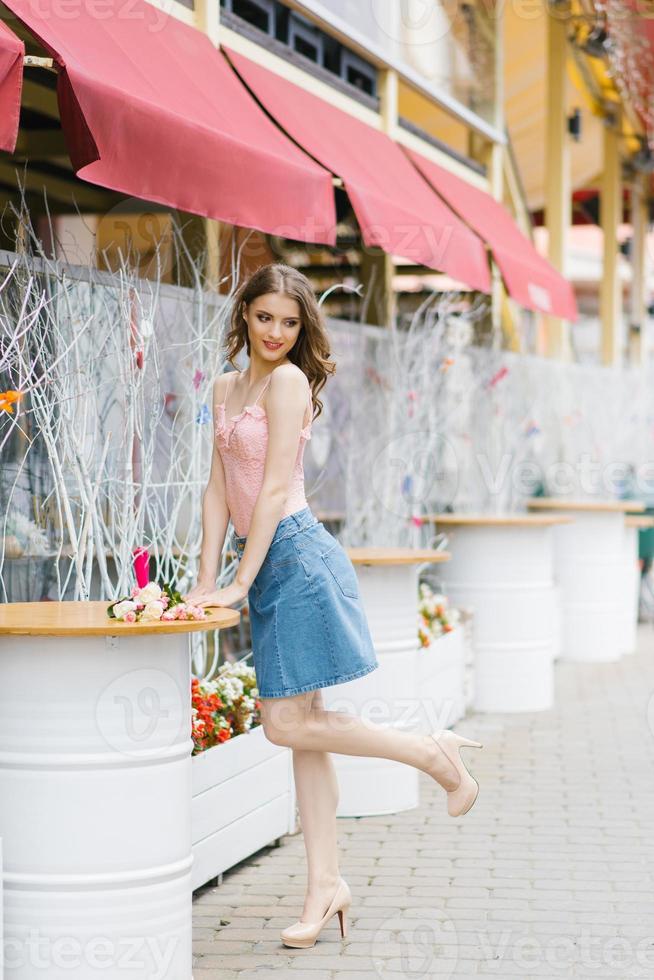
[243,291,302,364]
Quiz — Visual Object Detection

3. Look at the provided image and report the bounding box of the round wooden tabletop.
[527,498,645,513]
[423,512,573,526]
[347,547,451,565]
[625,515,654,529]
[0,600,240,637]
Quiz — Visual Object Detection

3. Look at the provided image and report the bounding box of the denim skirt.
[233,506,379,699]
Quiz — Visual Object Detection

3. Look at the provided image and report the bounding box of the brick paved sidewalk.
[192,624,654,979]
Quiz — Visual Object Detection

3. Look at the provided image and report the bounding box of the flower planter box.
[191,725,296,892]
[416,627,466,731]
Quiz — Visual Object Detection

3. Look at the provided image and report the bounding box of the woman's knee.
[262,717,295,746]
[259,693,312,747]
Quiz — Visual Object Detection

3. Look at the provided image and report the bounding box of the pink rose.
[124,610,137,623]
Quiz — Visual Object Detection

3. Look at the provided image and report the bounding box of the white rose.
[113,599,137,619]
[136,582,163,604]
[141,600,165,621]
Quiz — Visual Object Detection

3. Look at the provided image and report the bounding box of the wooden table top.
[527,498,645,513]
[347,547,451,565]
[424,513,573,526]
[0,601,240,636]
[625,515,654,529]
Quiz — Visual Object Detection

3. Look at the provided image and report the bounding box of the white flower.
[136,582,164,604]
[215,675,244,705]
[113,599,137,619]
[140,600,165,621]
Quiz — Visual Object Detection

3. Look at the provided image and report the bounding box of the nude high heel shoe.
[429,729,483,817]
[280,877,352,948]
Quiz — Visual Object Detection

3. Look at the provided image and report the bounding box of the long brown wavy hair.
[222,263,336,423]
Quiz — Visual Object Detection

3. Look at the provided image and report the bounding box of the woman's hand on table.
[182,579,216,605]
[183,580,249,609]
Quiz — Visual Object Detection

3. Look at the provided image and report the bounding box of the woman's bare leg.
[259,692,461,789]
[290,689,342,922]
[263,689,461,924]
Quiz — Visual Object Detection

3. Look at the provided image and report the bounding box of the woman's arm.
[183,378,231,603]
[235,363,310,591]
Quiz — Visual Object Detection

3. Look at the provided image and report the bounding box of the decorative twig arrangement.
[2,181,654,674]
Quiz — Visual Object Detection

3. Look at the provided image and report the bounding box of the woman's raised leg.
[259,692,461,790]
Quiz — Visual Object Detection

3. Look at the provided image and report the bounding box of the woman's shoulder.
[212,369,238,404]
[269,362,310,394]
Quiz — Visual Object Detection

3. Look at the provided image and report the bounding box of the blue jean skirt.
[233,506,379,699]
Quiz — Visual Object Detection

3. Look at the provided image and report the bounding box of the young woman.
[184,262,483,949]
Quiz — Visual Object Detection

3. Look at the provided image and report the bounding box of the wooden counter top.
[347,547,451,566]
[625,515,654,529]
[527,498,645,513]
[0,601,240,636]
[424,513,573,526]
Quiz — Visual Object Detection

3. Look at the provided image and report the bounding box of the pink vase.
[132,547,150,588]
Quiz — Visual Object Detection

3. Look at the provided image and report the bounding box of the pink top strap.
[252,372,272,407]
[221,369,312,424]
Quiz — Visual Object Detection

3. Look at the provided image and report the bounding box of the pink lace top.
[215,369,313,537]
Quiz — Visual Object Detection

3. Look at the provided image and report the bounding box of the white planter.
[527,500,646,663]
[0,631,193,980]
[415,627,466,731]
[439,520,558,711]
[191,725,295,891]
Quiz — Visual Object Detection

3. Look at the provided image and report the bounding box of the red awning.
[403,146,579,321]
[0,22,23,153]
[224,46,491,293]
[2,0,336,243]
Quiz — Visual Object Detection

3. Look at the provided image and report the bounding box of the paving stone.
[193,626,654,978]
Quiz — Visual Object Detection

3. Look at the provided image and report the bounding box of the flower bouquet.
[107,580,206,623]
[191,660,261,754]
[107,545,207,623]
[418,580,460,647]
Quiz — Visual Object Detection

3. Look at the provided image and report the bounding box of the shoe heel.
[337,906,349,939]
[451,733,483,749]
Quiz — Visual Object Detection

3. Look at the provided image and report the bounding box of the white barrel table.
[0,600,239,980]
[527,498,645,662]
[423,513,572,713]
[621,514,654,654]
[321,547,451,817]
